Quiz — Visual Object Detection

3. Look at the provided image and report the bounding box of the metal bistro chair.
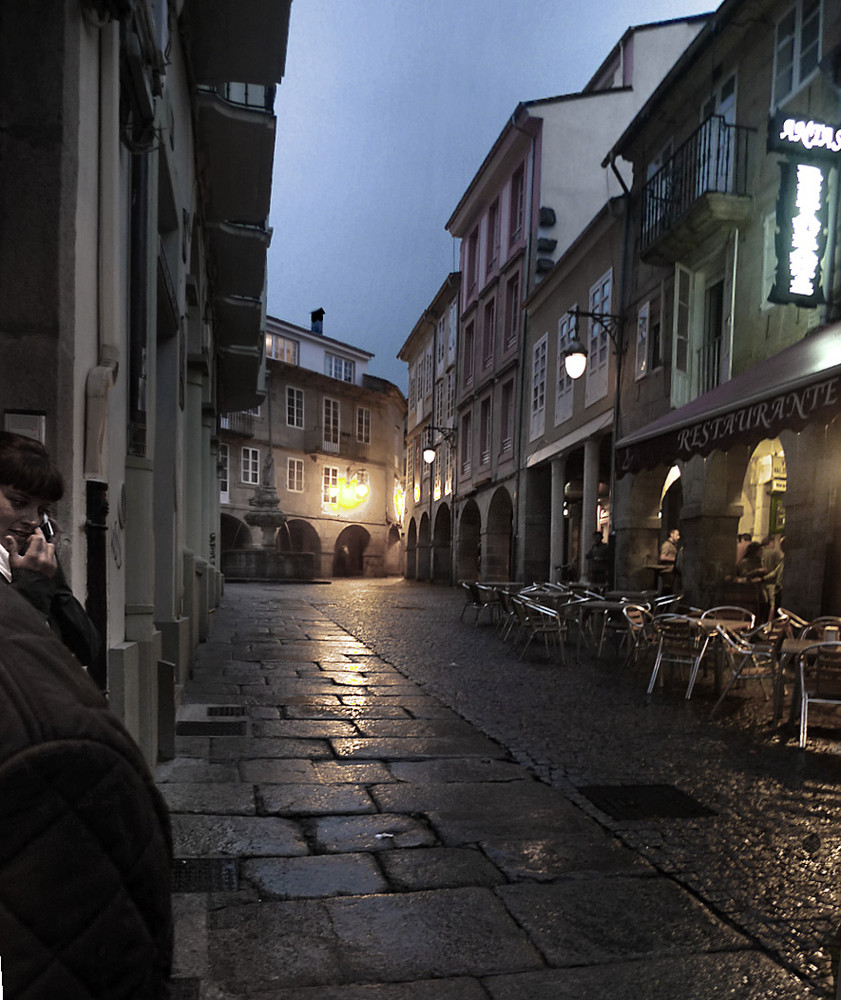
[647,614,712,698]
[798,641,841,748]
[622,603,657,669]
[710,624,779,718]
[799,616,841,642]
[495,588,520,642]
[459,582,498,626]
[701,605,756,630]
[512,596,567,664]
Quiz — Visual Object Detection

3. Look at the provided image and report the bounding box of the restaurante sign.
[768,113,841,160]
[616,373,841,476]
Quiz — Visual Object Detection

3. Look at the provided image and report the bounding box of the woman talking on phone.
[0,431,99,666]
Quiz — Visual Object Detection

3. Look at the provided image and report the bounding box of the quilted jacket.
[0,585,172,999]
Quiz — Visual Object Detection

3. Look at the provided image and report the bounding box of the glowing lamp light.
[422,445,437,464]
[336,473,369,509]
[563,339,588,379]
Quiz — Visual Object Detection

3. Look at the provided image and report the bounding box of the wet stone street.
[159,579,841,999]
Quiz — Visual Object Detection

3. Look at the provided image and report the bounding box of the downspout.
[608,154,632,588]
[85,20,121,478]
[512,112,537,581]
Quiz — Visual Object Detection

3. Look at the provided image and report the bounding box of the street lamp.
[563,307,623,379]
[422,425,457,464]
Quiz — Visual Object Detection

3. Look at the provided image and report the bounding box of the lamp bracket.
[568,307,624,348]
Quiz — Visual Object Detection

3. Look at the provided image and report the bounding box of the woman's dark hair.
[0,432,64,502]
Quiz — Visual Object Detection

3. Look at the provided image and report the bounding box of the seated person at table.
[585,532,609,586]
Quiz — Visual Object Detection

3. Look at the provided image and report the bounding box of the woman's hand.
[5,527,58,579]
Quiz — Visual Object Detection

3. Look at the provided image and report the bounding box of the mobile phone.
[41,515,55,544]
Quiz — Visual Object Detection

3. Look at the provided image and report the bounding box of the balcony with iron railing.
[304,427,370,462]
[220,411,256,437]
[640,115,754,265]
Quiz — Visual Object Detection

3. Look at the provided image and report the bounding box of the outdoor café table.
[578,598,632,658]
[693,617,755,695]
[605,590,658,604]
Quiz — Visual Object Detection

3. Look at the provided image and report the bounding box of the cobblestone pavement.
[162,578,841,998]
[301,578,841,996]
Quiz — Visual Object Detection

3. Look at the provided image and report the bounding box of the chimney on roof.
[310,308,324,334]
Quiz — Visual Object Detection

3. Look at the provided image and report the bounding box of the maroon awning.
[616,323,841,477]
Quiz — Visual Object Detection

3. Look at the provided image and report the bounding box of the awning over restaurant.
[615,322,841,477]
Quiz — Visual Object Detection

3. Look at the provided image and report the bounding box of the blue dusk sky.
[266,0,714,391]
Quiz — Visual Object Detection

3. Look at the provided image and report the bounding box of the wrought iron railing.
[304,427,369,461]
[696,335,722,396]
[198,82,276,112]
[641,116,753,253]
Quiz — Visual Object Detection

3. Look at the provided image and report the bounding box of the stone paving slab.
[481,834,651,881]
[378,845,506,891]
[480,952,816,999]
[388,756,531,784]
[159,782,257,815]
[258,782,376,816]
[199,976,490,999]
[331,734,507,760]
[497,876,749,964]
[307,813,437,852]
[171,814,307,857]
[323,887,544,981]
[241,854,387,899]
[210,737,332,760]
[238,758,320,783]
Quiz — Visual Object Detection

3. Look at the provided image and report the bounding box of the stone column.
[580,437,600,579]
[550,455,566,582]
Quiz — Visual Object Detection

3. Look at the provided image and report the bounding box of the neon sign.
[769,160,828,307]
[768,113,841,159]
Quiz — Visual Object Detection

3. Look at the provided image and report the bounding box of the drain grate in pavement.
[175,720,247,736]
[577,784,717,821]
[206,705,248,717]
[170,979,201,1000]
[172,858,238,893]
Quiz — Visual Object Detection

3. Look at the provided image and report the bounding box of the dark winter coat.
[0,584,172,999]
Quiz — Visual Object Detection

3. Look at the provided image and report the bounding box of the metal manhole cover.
[170,979,201,1000]
[172,858,238,893]
[206,705,248,717]
[577,784,716,821]
[175,720,247,736]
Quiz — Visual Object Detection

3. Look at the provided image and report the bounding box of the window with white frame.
[325,353,354,383]
[479,396,492,466]
[555,310,575,425]
[424,346,433,397]
[448,302,457,362]
[436,315,446,370]
[773,0,821,106]
[500,378,514,454]
[286,386,304,428]
[467,226,479,296]
[322,465,339,506]
[463,320,475,387]
[530,335,547,441]
[486,198,500,274]
[323,397,340,451]
[510,164,525,244]
[585,270,612,406]
[504,271,520,349]
[446,370,455,426]
[356,406,371,444]
[635,302,650,380]
[671,264,692,408]
[219,443,229,502]
[287,457,304,492]
[265,333,299,364]
[482,298,495,369]
[241,446,260,484]
[460,412,472,475]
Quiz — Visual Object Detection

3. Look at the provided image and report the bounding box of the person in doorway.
[0,431,99,666]
[736,532,753,572]
[658,528,681,593]
[758,535,785,620]
[585,531,610,587]
[0,582,173,998]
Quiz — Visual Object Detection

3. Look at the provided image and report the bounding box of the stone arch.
[405,518,418,579]
[220,513,252,552]
[278,518,322,558]
[417,511,431,580]
[432,503,452,584]
[457,499,481,581]
[385,524,402,575]
[333,524,371,577]
[485,487,513,582]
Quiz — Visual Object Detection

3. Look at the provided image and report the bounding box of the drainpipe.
[512,111,537,581]
[607,154,632,589]
[85,20,120,478]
